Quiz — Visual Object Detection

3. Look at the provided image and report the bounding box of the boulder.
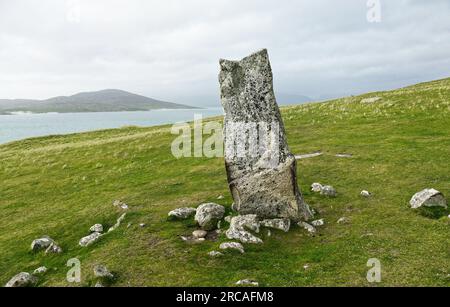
[168,207,197,219]
[320,185,337,197]
[219,49,312,221]
[219,242,245,254]
[5,272,37,287]
[195,203,225,230]
[260,218,290,232]
[31,236,54,251]
[409,189,447,209]
[90,224,104,233]
[225,215,263,244]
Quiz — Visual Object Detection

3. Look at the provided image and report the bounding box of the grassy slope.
[0,78,449,287]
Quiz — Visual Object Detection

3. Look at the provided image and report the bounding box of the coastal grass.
[0,78,449,286]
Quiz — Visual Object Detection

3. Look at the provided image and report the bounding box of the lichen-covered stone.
[219,242,245,254]
[260,218,291,232]
[320,185,337,197]
[409,189,447,209]
[219,49,312,222]
[195,203,225,230]
[168,207,197,219]
[5,272,37,287]
[31,236,54,251]
[226,214,262,244]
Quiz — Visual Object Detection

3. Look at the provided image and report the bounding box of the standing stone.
[219,49,312,221]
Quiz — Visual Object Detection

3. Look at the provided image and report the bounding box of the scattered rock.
[320,185,337,197]
[113,200,129,210]
[219,242,245,254]
[295,151,323,160]
[361,190,371,198]
[79,232,102,247]
[219,49,312,221]
[361,97,381,104]
[195,203,225,230]
[5,272,37,287]
[337,217,350,224]
[311,219,324,227]
[94,282,104,287]
[208,251,224,257]
[168,207,197,219]
[303,264,310,270]
[93,265,114,279]
[311,183,323,193]
[31,236,54,251]
[33,266,47,275]
[45,242,63,254]
[217,195,224,200]
[226,215,263,244]
[90,224,104,233]
[409,189,447,209]
[236,279,259,286]
[108,213,127,232]
[139,223,146,228]
[192,230,208,239]
[267,230,271,237]
[260,218,290,232]
[298,221,316,234]
[335,153,353,158]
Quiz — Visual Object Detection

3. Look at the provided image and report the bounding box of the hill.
[0,78,449,286]
[0,89,196,114]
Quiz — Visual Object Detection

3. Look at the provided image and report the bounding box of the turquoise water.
[0,108,223,144]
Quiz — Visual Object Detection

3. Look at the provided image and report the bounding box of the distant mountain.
[275,93,312,106]
[0,89,197,114]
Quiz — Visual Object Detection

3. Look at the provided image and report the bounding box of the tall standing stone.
[219,49,312,221]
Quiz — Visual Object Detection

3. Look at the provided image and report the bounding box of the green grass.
[1,78,449,287]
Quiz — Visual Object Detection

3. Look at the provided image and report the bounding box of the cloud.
[0,0,448,105]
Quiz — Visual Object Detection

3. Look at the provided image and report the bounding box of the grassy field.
[0,78,449,287]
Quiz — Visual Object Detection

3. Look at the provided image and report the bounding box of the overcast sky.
[0,0,449,106]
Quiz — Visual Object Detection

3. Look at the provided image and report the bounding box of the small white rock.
[311,183,323,193]
[311,219,324,227]
[33,266,47,275]
[298,221,316,233]
[236,279,259,286]
[360,190,371,198]
[337,217,350,224]
[208,251,223,257]
[192,230,208,239]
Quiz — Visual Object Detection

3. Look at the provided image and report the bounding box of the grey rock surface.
[311,219,324,227]
[226,214,263,244]
[79,232,102,247]
[320,185,337,197]
[90,224,104,233]
[5,272,37,287]
[45,242,63,254]
[31,236,54,251]
[219,49,312,221]
[195,203,225,230]
[168,207,197,219]
[219,242,245,254]
[409,189,447,209]
[298,221,316,234]
[93,265,114,279]
[260,218,291,232]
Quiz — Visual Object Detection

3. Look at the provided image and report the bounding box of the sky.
[0,0,449,106]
